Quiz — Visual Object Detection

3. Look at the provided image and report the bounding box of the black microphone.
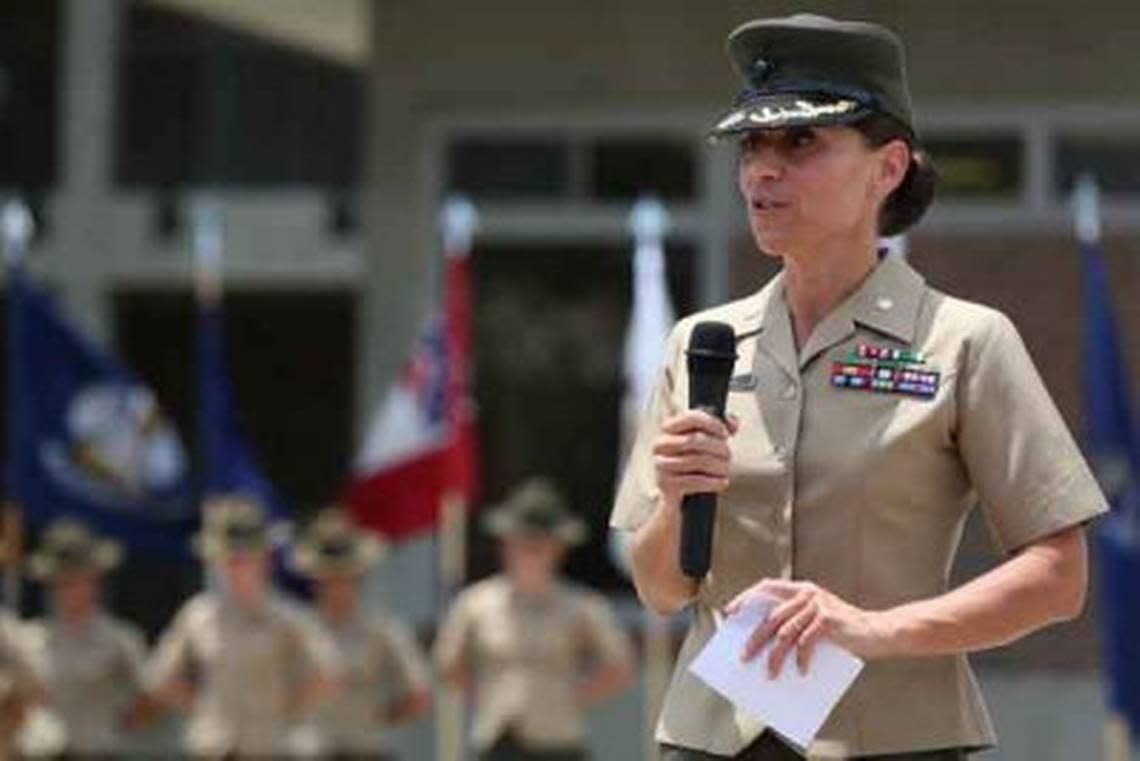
[679,321,737,579]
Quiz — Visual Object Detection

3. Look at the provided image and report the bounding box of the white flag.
[611,197,676,575]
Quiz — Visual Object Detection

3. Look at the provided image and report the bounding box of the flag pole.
[435,196,478,761]
[625,197,677,761]
[1075,175,1134,761]
[190,196,224,318]
[189,196,225,584]
[1,199,35,613]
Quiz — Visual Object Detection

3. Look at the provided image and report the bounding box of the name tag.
[728,373,758,392]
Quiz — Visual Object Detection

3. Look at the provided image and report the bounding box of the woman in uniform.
[23,518,148,757]
[293,508,430,759]
[611,14,1107,761]
[435,477,635,761]
[143,496,338,759]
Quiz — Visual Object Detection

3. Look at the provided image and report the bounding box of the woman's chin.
[751,228,793,259]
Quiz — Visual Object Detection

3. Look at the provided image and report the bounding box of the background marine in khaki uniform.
[0,610,40,761]
[21,518,148,757]
[294,508,431,760]
[143,497,339,759]
[436,478,635,761]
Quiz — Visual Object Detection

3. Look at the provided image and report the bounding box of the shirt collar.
[847,253,926,344]
[736,254,926,374]
[745,253,926,344]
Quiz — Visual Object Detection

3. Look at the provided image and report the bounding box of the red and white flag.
[345,200,479,540]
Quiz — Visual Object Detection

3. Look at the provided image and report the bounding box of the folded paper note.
[689,597,864,750]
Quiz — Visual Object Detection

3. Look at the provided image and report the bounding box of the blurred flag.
[195,299,290,521]
[621,197,677,460]
[191,200,305,593]
[609,197,675,575]
[1078,175,1140,740]
[5,260,195,555]
[616,197,678,761]
[345,200,479,540]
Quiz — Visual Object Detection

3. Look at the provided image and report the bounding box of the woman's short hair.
[853,114,938,237]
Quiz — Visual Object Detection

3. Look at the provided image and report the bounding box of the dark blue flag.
[196,299,287,515]
[196,296,307,595]
[6,266,196,554]
[1081,208,1140,739]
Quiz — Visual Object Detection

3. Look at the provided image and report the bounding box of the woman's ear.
[878,139,911,198]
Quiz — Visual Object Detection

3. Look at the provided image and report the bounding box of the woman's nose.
[741,145,783,181]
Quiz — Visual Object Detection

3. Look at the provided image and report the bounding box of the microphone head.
[686,321,737,364]
[686,321,737,417]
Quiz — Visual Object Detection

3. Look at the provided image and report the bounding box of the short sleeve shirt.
[0,613,39,752]
[144,592,339,756]
[24,613,146,754]
[434,575,634,750]
[308,611,430,753]
[611,254,1108,757]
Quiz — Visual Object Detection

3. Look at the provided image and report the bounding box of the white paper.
[688,597,864,750]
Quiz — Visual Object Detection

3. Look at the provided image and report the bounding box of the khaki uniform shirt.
[611,255,1108,757]
[145,592,338,757]
[0,613,38,759]
[308,610,429,753]
[434,574,634,750]
[24,613,146,754]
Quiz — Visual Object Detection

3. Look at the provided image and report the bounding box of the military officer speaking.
[611,13,1108,761]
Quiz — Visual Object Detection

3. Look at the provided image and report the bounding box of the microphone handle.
[679,403,724,579]
[680,491,716,578]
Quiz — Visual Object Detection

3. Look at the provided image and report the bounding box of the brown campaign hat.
[28,519,121,580]
[293,508,386,577]
[194,495,285,560]
[482,477,587,546]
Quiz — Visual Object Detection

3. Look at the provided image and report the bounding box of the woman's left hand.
[724,579,897,678]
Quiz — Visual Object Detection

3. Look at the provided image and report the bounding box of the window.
[0,0,60,190]
[590,136,697,201]
[446,133,699,203]
[447,137,569,200]
[114,288,356,510]
[1055,135,1140,196]
[468,242,695,591]
[923,133,1023,199]
[117,2,364,187]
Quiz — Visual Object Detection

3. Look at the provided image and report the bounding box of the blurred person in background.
[21,518,148,758]
[0,597,40,760]
[435,477,635,761]
[142,496,338,759]
[293,507,430,760]
[611,13,1107,761]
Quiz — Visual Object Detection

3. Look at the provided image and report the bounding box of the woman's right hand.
[652,410,738,508]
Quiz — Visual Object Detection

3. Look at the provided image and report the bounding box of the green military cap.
[293,507,386,577]
[28,518,121,580]
[482,477,587,546]
[709,14,914,139]
[194,494,286,560]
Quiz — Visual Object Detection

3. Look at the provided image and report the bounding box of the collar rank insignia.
[830,343,939,400]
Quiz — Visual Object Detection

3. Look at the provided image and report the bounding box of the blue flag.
[6,267,196,554]
[196,300,287,516]
[196,297,308,595]
[1081,204,1140,738]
